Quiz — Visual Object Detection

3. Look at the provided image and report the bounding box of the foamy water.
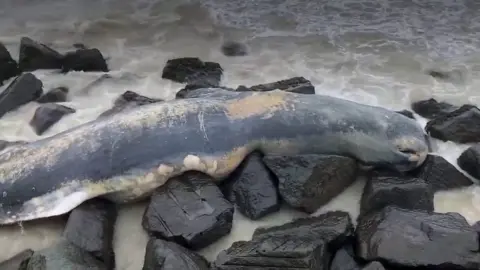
[1,0,480,269]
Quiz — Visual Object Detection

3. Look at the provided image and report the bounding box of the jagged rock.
[29,104,76,135]
[63,198,117,270]
[220,41,248,57]
[409,154,474,192]
[161,57,223,87]
[0,43,20,85]
[425,104,480,143]
[142,238,210,270]
[356,206,480,269]
[18,37,63,72]
[98,91,163,118]
[329,243,361,270]
[36,86,69,103]
[395,109,414,119]
[0,249,33,270]
[142,171,234,250]
[360,170,434,216]
[457,144,480,180]
[212,211,354,269]
[262,154,358,213]
[0,140,27,152]
[237,76,315,94]
[26,240,105,270]
[411,98,459,119]
[220,151,280,220]
[61,48,109,73]
[0,73,43,119]
[362,262,386,270]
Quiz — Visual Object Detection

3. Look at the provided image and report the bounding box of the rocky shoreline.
[0,37,479,269]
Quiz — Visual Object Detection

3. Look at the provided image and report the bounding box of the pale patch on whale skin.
[224,90,293,120]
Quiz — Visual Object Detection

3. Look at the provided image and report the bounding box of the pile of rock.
[0,49,479,269]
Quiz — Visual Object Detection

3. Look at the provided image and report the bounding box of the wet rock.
[212,211,354,269]
[457,144,480,180]
[356,206,480,269]
[329,243,361,270]
[73,43,88,50]
[220,41,248,57]
[36,86,69,103]
[237,76,315,94]
[411,98,458,119]
[0,249,33,270]
[142,238,210,270]
[25,240,105,270]
[79,74,112,95]
[29,104,76,135]
[98,91,163,118]
[362,262,386,270]
[0,73,43,119]
[142,171,234,250]
[409,154,474,192]
[262,154,358,213]
[18,37,63,72]
[0,42,20,85]
[425,104,480,143]
[360,170,434,216]
[395,109,414,119]
[63,198,117,270]
[0,140,27,152]
[220,151,280,220]
[61,48,109,73]
[161,57,223,87]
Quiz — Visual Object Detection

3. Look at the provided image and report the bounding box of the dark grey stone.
[29,104,76,135]
[0,73,43,119]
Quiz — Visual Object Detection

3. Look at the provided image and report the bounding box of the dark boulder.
[36,86,69,103]
[29,104,76,135]
[161,57,223,87]
[0,249,33,270]
[395,109,415,119]
[212,211,354,269]
[425,104,480,143]
[98,91,163,118]
[25,240,105,270]
[220,41,248,57]
[237,76,315,94]
[457,144,480,180]
[0,73,43,119]
[0,42,20,85]
[360,170,434,216]
[61,48,109,73]
[409,154,474,192]
[219,151,280,220]
[142,171,234,250]
[262,154,358,213]
[362,262,386,270]
[411,98,459,119]
[356,206,480,269]
[18,37,63,72]
[329,243,361,270]
[63,198,117,270]
[142,238,210,270]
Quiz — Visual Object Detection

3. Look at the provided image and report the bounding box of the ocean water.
[1,0,480,268]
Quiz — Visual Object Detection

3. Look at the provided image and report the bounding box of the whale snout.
[392,136,429,171]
